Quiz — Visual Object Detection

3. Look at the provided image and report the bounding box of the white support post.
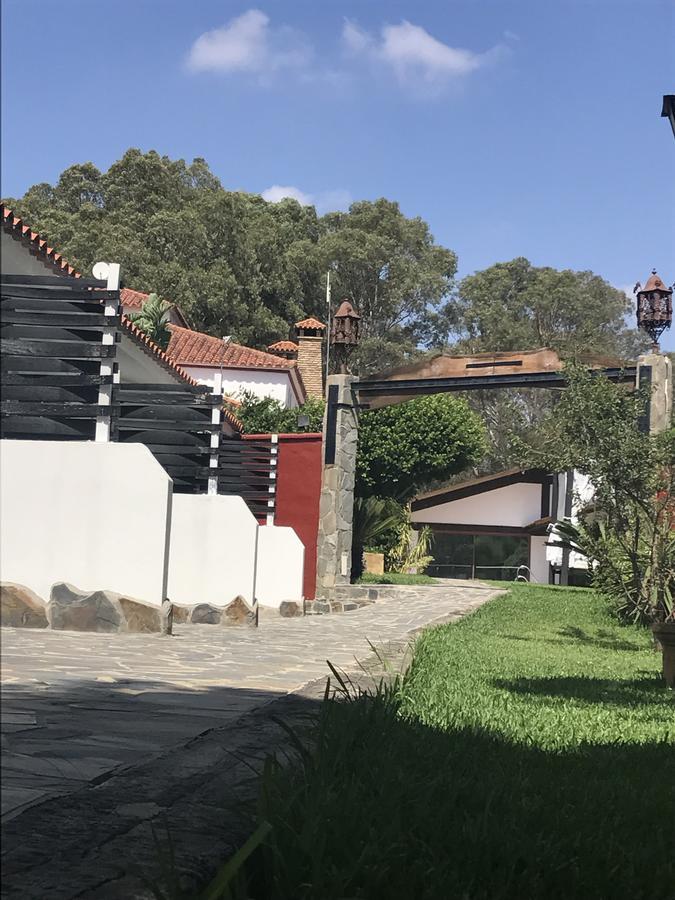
[208,370,223,496]
[95,263,120,443]
[267,434,279,525]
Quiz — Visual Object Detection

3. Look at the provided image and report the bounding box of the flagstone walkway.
[1,583,500,899]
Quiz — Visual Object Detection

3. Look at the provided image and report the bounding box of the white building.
[411,468,592,585]
[165,324,308,408]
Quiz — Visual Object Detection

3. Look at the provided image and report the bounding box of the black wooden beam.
[1,274,105,288]
[357,367,637,399]
[1,401,114,417]
[1,311,119,327]
[1,374,113,386]
[0,338,115,358]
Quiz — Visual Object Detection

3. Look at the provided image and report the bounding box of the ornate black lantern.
[330,299,361,373]
[634,270,672,350]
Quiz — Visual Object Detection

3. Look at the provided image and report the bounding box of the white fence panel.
[168,494,258,607]
[255,525,305,609]
[0,440,172,605]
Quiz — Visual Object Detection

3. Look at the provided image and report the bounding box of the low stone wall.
[0,582,257,634]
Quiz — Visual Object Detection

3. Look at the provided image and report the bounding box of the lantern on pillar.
[634,270,672,350]
[330,299,361,373]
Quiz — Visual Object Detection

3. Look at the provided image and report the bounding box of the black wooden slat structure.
[1,272,279,510]
[115,383,221,494]
[1,273,113,441]
[217,438,276,520]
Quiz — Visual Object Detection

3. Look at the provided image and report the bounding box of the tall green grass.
[221,585,675,899]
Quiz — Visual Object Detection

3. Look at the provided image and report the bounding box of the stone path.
[1,583,499,898]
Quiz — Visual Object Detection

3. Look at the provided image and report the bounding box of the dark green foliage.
[455,256,645,359]
[515,365,675,623]
[128,292,172,348]
[4,152,457,370]
[451,258,647,472]
[356,394,487,502]
[350,496,406,580]
[230,392,325,435]
[235,585,674,899]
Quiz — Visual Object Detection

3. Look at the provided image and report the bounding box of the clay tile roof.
[268,340,299,352]
[166,324,296,370]
[295,316,326,330]
[120,287,150,310]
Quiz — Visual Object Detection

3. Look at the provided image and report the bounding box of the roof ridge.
[0,204,241,415]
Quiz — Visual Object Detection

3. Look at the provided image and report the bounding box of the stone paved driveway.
[1,584,498,827]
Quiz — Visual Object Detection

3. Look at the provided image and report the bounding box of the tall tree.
[319,200,457,374]
[454,257,644,359]
[3,151,455,369]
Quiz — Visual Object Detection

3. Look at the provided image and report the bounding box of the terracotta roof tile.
[295,316,326,330]
[120,287,149,310]
[167,325,296,370]
[268,340,299,352]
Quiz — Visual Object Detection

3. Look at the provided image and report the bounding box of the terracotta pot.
[651,622,675,688]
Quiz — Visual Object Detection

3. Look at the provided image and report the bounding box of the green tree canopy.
[514,365,674,623]
[229,393,325,435]
[4,150,456,372]
[454,257,644,359]
[356,395,487,503]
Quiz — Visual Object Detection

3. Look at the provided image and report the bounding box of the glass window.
[427,532,529,581]
[427,533,473,579]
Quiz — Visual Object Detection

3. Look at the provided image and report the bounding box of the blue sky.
[2,1,674,348]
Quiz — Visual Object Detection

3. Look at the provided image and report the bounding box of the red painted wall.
[274,434,322,600]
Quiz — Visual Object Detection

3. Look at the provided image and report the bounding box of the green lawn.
[236,585,675,900]
[356,571,438,585]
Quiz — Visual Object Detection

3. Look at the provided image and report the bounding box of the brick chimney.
[294,317,326,399]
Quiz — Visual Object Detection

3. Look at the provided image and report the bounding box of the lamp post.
[634,270,673,351]
[330,299,361,374]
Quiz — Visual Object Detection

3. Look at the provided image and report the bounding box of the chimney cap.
[268,340,299,353]
[295,316,327,331]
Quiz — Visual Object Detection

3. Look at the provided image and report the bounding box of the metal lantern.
[634,270,673,350]
[330,300,361,373]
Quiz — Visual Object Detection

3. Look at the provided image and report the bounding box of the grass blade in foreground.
[228,585,674,899]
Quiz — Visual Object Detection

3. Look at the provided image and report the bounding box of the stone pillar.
[636,353,673,434]
[316,375,358,596]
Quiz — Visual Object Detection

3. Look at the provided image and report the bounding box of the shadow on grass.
[5,668,672,900]
[493,674,669,706]
[502,625,648,653]
[230,667,675,900]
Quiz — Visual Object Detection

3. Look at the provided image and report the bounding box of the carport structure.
[316,347,670,594]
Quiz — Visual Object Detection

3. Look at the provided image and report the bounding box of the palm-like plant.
[128,293,172,349]
[351,497,404,580]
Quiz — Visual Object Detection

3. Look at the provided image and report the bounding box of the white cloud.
[187,9,311,77]
[342,20,372,54]
[342,18,504,87]
[262,185,352,214]
[262,185,313,205]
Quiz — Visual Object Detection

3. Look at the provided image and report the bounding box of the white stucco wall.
[0,440,172,605]
[255,526,305,609]
[167,494,259,607]
[181,365,297,408]
[529,536,550,584]
[411,482,543,528]
[1,230,58,277]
